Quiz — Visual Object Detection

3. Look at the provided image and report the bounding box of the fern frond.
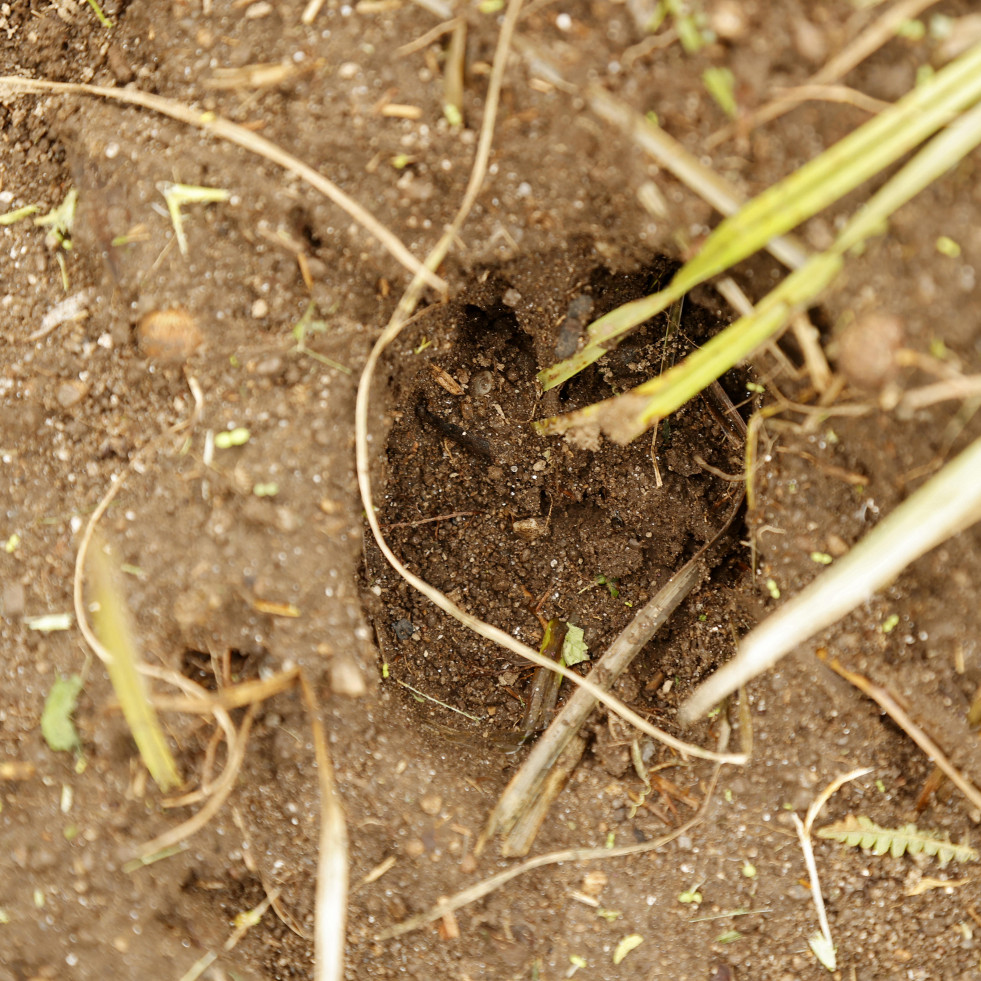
[816,815,978,867]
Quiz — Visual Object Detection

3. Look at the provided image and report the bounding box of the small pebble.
[55,380,88,409]
[513,517,544,541]
[251,298,269,319]
[2,582,26,618]
[137,308,204,363]
[419,794,442,816]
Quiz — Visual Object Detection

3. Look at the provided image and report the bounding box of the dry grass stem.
[709,0,942,145]
[586,86,809,272]
[0,76,444,292]
[823,656,981,813]
[481,487,744,851]
[378,735,729,940]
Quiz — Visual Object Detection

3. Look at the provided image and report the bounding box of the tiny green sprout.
[120,563,147,579]
[596,908,621,922]
[742,861,756,878]
[25,613,73,632]
[936,235,961,257]
[33,890,44,910]
[915,63,935,87]
[825,429,839,445]
[881,613,900,633]
[0,908,9,924]
[896,18,925,40]
[703,67,737,118]
[157,181,232,257]
[745,381,765,394]
[381,661,390,679]
[876,779,887,793]
[645,110,659,126]
[0,204,39,225]
[678,886,702,904]
[810,551,833,565]
[787,479,798,494]
[698,613,708,621]
[391,153,413,169]
[929,337,951,360]
[34,188,78,250]
[85,0,113,27]
[229,354,240,368]
[605,831,616,848]
[214,427,251,449]
[707,706,721,720]
[4,533,20,554]
[253,482,279,498]
[477,0,504,12]
[568,954,587,975]
[443,103,464,128]
[64,824,80,841]
[414,338,433,354]
[715,929,742,944]
[782,802,794,810]
[765,578,781,599]
[724,789,733,802]
[595,574,620,599]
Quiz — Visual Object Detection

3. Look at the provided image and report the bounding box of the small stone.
[2,582,26,618]
[532,459,546,472]
[835,313,904,390]
[244,1,272,17]
[512,517,544,541]
[251,298,269,319]
[328,655,367,698]
[404,839,425,859]
[55,380,88,409]
[137,308,204,363]
[420,794,442,816]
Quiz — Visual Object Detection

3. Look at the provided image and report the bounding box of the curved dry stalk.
[378,747,727,940]
[0,75,444,293]
[823,657,981,813]
[135,706,255,860]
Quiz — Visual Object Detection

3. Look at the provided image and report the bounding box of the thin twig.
[378,738,728,940]
[0,76,444,292]
[708,0,942,145]
[481,489,743,850]
[822,656,981,812]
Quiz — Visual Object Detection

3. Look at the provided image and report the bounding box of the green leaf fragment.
[612,934,643,965]
[41,675,83,752]
[816,815,979,866]
[703,67,737,118]
[561,623,589,666]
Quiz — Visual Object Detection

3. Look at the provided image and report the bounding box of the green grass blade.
[538,94,981,443]
[89,538,181,791]
[538,39,981,391]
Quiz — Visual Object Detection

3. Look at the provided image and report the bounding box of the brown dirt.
[3,1,981,979]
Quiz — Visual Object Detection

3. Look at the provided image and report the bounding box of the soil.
[3,1,981,979]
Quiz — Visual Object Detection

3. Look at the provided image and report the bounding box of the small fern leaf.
[816,815,978,867]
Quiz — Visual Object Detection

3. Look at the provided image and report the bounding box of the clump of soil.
[363,249,749,747]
